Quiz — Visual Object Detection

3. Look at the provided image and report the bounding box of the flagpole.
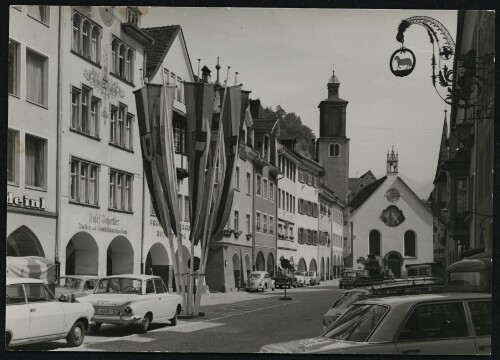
[194,67,231,315]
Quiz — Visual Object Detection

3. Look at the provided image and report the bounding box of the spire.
[387,146,399,174]
[215,56,221,85]
[327,63,340,99]
[433,109,449,183]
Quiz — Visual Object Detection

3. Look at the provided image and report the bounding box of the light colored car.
[245,271,275,292]
[307,271,321,286]
[261,292,491,355]
[55,275,100,301]
[338,269,357,288]
[78,274,182,333]
[323,288,370,331]
[6,277,94,348]
[294,271,310,287]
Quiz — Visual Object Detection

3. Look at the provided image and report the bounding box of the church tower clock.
[316,66,350,203]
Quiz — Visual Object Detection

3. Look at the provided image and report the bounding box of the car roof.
[250,271,267,274]
[98,274,162,281]
[356,292,491,306]
[59,275,100,279]
[7,277,44,285]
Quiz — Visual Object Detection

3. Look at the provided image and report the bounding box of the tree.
[356,254,382,277]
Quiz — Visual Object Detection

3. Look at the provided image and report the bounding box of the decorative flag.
[134,84,181,237]
[211,85,242,238]
[184,82,216,245]
[239,90,251,131]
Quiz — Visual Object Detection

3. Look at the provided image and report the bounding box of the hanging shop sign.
[389,47,416,77]
[7,192,45,210]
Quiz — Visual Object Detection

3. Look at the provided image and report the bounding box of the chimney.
[249,99,261,119]
[201,66,211,83]
[311,139,316,160]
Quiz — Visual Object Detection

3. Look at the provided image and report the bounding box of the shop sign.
[7,192,45,210]
[78,212,128,235]
[149,218,190,239]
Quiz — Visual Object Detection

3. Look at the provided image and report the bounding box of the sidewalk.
[199,278,340,307]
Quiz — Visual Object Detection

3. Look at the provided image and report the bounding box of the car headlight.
[123,306,133,315]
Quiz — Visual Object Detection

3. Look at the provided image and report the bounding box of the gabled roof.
[253,118,278,131]
[349,177,360,190]
[348,176,387,211]
[143,25,193,80]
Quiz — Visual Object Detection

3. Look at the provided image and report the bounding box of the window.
[286,192,289,212]
[7,129,20,185]
[70,158,99,206]
[329,143,340,157]
[173,121,186,154]
[26,48,47,107]
[176,76,183,102]
[282,190,285,209]
[467,301,491,337]
[263,178,268,198]
[369,230,381,256]
[256,212,261,231]
[28,5,49,25]
[269,182,274,202]
[234,210,239,231]
[177,194,183,218]
[170,72,176,87]
[110,103,133,149]
[293,196,296,213]
[111,37,135,83]
[109,169,133,211]
[71,86,100,137]
[298,168,304,182]
[154,279,165,294]
[25,134,46,189]
[235,167,240,190]
[184,196,189,222]
[256,174,262,196]
[246,172,251,195]
[246,214,251,234]
[404,230,416,257]
[71,12,101,64]
[126,6,140,25]
[269,216,274,235]
[9,40,20,96]
[298,228,303,243]
[6,284,25,305]
[263,214,268,233]
[278,190,280,209]
[397,302,468,341]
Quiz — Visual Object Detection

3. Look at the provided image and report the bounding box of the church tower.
[316,66,350,203]
[387,146,399,174]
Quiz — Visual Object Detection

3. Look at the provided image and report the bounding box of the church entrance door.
[387,254,402,278]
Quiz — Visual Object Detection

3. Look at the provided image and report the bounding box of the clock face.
[99,6,115,26]
[385,188,400,203]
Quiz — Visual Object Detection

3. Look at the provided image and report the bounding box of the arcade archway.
[7,226,45,257]
[297,258,307,271]
[255,251,265,271]
[266,253,275,276]
[66,232,98,275]
[107,236,134,275]
[146,242,171,288]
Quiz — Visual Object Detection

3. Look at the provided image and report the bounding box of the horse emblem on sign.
[390,47,416,77]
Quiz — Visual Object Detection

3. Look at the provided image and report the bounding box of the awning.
[6,256,57,283]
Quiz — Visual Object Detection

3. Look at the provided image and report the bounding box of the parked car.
[55,275,100,302]
[338,269,357,289]
[245,271,275,292]
[274,271,297,289]
[261,292,491,354]
[355,269,371,287]
[77,275,182,334]
[6,277,94,348]
[294,271,310,287]
[323,289,370,331]
[307,271,321,286]
[446,252,491,293]
[405,262,444,279]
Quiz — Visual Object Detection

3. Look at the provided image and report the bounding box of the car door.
[6,284,31,342]
[25,283,65,338]
[144,279,161,317]
[467,300,491,355]
[395,301,477,355]
[154,278,172,319]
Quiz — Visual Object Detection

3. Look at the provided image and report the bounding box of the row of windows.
[278,190,296,214]
[277,223,294,238]
[72,12,102,65]
[278,155,297,182]
[319,201,343,224]
[298,168,318,187]
[255,174,275,201]
[233,167,252,195]
[331,233,343,247]
[298,198,319,218]
[164,68,185,104]
[256,212,275,234]
[298,228,320,245]
[369,230,416,257]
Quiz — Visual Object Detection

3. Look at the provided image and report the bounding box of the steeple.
[215,56,221,85]
[327,64,340,99]
[387,146,399,174]
[433,110,449,183]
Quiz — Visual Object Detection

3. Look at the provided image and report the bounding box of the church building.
[348,148,433,277]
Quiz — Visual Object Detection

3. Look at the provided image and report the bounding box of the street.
[13,281,341,352]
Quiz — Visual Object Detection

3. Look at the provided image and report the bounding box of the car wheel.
[170,312,177,326]
[90,322,102,334]
[138,314,151,333]
[5,332,11,349]
[66,321,85,347]
[293,283,297,288]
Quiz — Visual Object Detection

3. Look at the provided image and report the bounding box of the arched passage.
[321,257,325,280]
[327,257,330,279]
[232,252,241,288]
[146,242,171,288]
[107,236,134,275]
[7,226,45,257]
[309,258,317,272]
[266,253,275,276]
[297,258,307,272]
[66,232,98,275]
[255,251,265,271]
[385,251,403,278]
[245,253,252,279]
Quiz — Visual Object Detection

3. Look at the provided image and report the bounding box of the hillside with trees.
[260,105,316,158]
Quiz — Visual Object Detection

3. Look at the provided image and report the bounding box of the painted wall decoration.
[380,205,405,227]
[385,188,401,203]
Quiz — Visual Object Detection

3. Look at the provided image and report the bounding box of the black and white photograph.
[5,2,494,355]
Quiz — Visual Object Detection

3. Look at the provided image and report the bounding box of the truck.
[274,271,297,289]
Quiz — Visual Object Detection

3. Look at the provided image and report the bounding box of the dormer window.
[126,6,140,26]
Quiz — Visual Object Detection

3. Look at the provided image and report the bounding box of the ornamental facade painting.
[380,205,405,227]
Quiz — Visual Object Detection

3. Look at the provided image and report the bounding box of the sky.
[142,7,457,198]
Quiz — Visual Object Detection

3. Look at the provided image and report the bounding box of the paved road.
[14,283,343,353]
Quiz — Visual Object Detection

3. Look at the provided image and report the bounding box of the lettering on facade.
[7,192,46,210]
[149,218,190,239]
[77,212,127,235]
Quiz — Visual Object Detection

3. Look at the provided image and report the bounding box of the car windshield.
[95,278,142,294]
[57,277,83,290]
[332,291,365,309]
[323,304,389,342]
[449,271,487,288]
[307,272,315,276]
[249,273,262,279]
[343,272,357,278]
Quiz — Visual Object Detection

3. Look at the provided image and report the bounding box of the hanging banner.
[184,82,216,245]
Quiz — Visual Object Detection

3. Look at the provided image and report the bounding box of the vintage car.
[245,271,275,292]
[446,252,491,293]
[78,274,182,333]
[322,288,370,331]
[261,292,491,355]
[294,271,310,287]
[6,277,94,348]
[338,268,357,288]
[55,275,100,302]
[274,271,297,289]
[307,271,321,286]
[405,262,445,279]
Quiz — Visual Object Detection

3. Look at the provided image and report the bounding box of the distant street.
[15,282,342,353]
